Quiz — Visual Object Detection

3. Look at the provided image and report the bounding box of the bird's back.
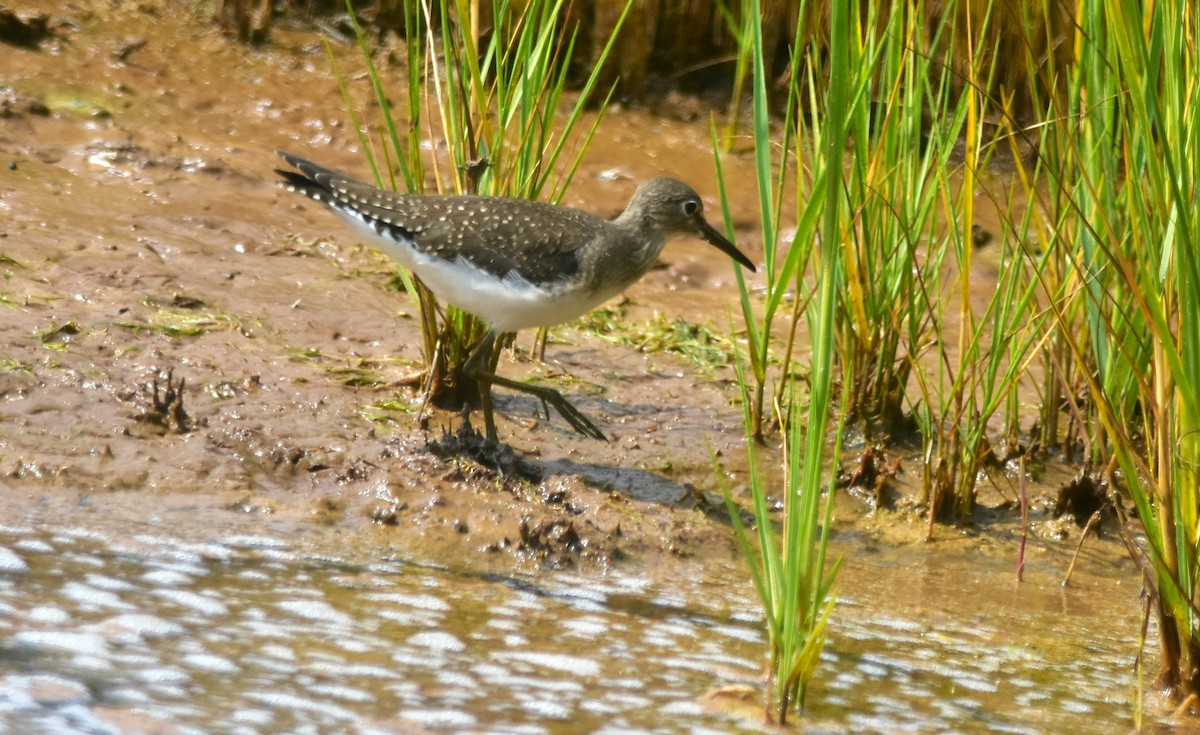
[278,155,623,287]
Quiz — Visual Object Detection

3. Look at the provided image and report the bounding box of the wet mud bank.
[0,0,760,569]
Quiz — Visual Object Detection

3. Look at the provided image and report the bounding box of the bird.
[275,151,756,443]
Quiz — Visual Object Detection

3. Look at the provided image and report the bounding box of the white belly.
[336,208,611,333]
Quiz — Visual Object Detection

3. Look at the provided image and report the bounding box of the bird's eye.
[682,200,700,216]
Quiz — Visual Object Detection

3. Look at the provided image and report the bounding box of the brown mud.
[0,0,1134,584]
[0,0,793,571]
[0,3,1155,730]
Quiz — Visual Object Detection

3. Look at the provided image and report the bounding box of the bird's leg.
[463,329,608,442]
[463,330,501,443]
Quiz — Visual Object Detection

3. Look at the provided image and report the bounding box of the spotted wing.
[276,152,604,285]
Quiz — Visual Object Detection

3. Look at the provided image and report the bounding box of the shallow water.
[0,519,1141,734]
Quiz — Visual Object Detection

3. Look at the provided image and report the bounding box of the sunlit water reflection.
[0,524,1139,734]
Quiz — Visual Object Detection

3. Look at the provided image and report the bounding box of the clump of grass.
[715,0,1089,718]
[133,368,192,435]
[1031,0,1200,705]
[720,0,1198,721]
[804,0,1055,524]
[714,0,842,720]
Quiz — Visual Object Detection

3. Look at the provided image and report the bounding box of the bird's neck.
[611,209,670,264]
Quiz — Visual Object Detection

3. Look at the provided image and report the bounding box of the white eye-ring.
[683,200,700,216]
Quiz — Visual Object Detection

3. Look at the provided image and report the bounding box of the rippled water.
[0,523,1141,734]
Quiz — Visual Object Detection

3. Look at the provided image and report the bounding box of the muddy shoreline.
[0,0,1134,576]
[0,0,778,570]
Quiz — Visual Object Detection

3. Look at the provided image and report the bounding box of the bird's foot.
[539,391,607,442]
[427,419,542,482]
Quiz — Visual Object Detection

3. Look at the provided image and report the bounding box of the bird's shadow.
[537,456,695,506]
[423,419,715,510]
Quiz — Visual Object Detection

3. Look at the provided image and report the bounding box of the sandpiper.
[275,151,755,442]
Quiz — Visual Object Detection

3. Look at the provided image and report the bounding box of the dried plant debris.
[133,369,193,434]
